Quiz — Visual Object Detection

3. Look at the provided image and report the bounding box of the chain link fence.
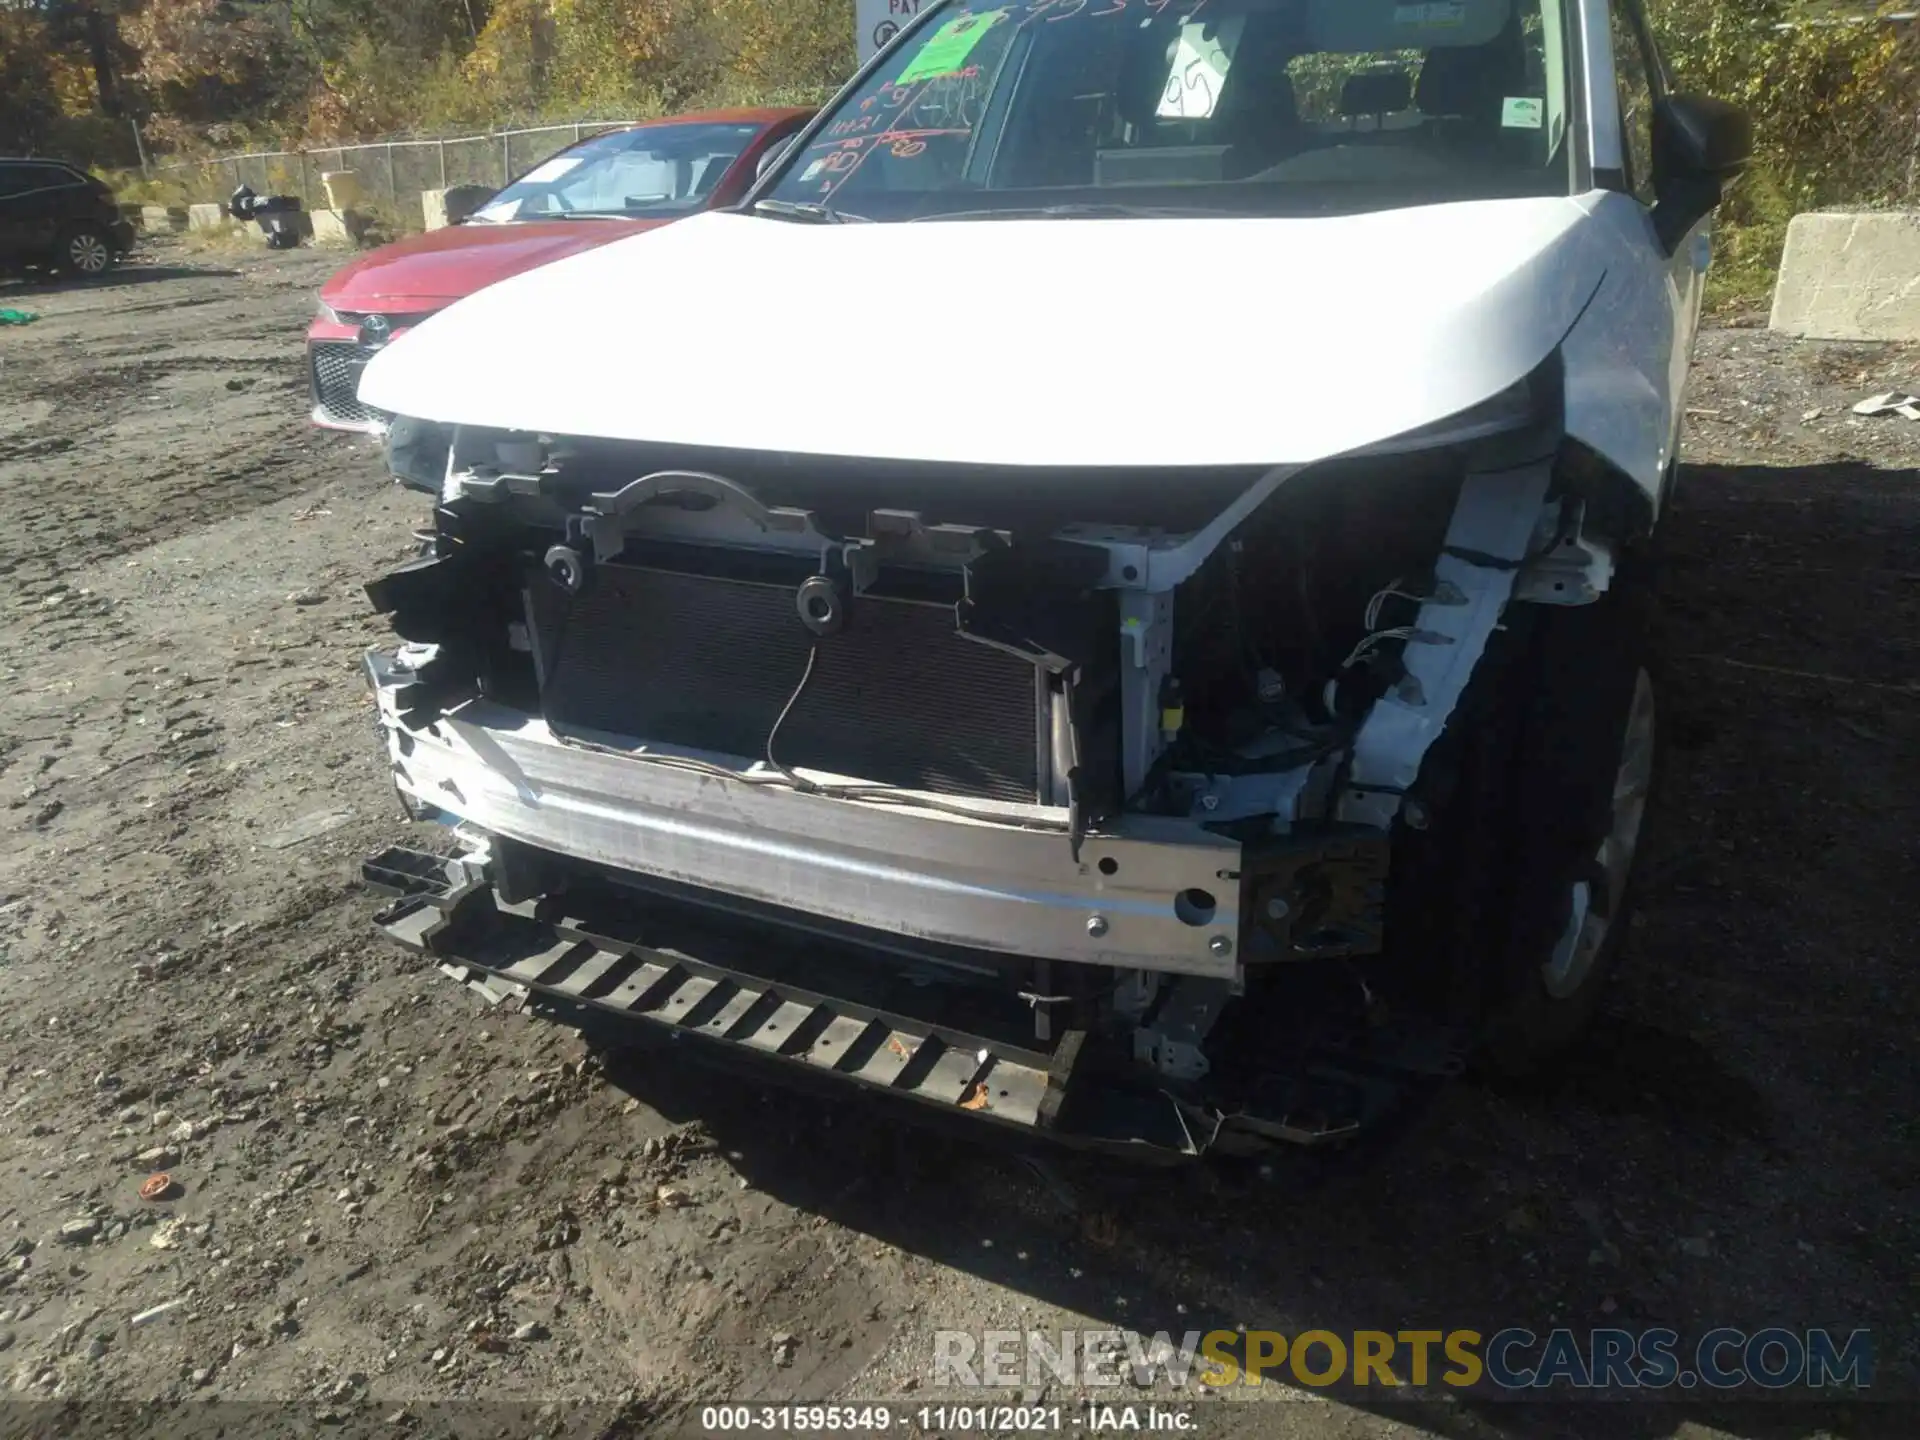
[149,121,640,216]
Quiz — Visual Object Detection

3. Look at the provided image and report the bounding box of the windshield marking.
[896,9,1007,84]
[767,0,1571,219]
[1157,15,1242,119]
[799,72,983,197]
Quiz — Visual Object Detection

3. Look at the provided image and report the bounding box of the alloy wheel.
[1542,667,1655,1000]
[67,232,112,275]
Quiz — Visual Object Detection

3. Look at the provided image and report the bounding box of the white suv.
[355,0,1749,1157]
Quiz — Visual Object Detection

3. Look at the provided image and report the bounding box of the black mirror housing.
[1658,93,1753,181]
[1650,93,1753,254]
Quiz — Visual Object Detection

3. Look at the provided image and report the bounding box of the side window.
[0,164,28,199]
[1609,3,1658,203]
[16,164,78,198]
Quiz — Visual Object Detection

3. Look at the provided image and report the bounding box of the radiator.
[526,561,1043,803]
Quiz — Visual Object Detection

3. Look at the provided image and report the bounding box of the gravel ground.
[0,244,1912,1440]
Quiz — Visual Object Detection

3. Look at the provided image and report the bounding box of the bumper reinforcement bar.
[362,845,1462,1160]
[361,845,1119,1140]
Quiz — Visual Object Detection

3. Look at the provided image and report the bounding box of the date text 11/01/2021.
[696,1404,1194,1432]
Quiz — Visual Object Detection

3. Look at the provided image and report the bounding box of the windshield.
[475,122,765,222]
[764,0,1572,220]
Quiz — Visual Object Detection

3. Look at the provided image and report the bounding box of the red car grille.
[311,341,387,429]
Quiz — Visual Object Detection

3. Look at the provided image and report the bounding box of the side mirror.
[1650,93,1753,254]
[757,136,798,182]
[443,184,497,225]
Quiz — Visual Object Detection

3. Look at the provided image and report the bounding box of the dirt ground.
[0,242,1913,1440]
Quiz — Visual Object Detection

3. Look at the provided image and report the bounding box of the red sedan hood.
[319,217,669,309]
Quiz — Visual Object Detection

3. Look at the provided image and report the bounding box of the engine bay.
[376,424,1507,839]
[359,379,1622,1152]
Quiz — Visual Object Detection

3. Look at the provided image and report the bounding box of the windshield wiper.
[910,202,1232,222]
[751,197,868,224]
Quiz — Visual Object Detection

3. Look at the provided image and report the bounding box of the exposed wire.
[554,660,1072,832]
[764,641,821,793]
[1325,580,1433,724]
[1164,1090,1199,1155]
[1365,573,1475,631]
[1364,575,1431,631]
[554,736,792,788]
[811,784,1070,829]
[1341,625,1418,672]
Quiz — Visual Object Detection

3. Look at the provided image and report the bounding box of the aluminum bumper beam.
[371,660,1244,980]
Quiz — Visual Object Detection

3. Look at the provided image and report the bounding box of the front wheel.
[58,224,116,277]
[1406,571,1658,1077]
[1481,652,1656,1074]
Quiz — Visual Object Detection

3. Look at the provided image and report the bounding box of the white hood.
[360,198,1607,470]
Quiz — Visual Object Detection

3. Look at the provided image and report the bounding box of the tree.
[39,1,136,117]
[0,9,67,151]
[705,0,851,94]
[120,0,314,139]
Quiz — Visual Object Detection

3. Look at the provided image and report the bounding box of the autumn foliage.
[1646,0,1920,298]
[0,0,854,156]
[3,0,1918,298]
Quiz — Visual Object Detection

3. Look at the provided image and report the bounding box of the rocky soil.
[0,246,1911,1440]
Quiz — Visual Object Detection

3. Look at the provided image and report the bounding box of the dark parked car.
[0,158,135,278]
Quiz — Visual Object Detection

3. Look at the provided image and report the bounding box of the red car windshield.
[474,122,764,222]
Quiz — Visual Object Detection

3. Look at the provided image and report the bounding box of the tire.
[57,223,117,278]
[1425,571,1657,1076]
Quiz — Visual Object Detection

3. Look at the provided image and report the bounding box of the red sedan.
[308,107,812,434]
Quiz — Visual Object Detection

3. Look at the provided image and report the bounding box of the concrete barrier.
[422,184,495,231]
[311,209,371,247]
[1771,211,1920,341]
[141,205,189,233]
[186,203,233,233]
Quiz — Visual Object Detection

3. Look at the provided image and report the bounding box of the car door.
[0,163,35,262]
[13,163,75,256]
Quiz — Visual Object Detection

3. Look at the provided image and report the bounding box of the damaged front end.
[359,361,1629,1158]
